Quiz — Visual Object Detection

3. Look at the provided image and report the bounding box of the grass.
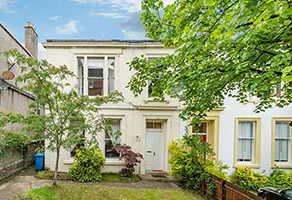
[35,171,72,180]
[35,171,140,182]
[22,184,205,200]
[102,173,141,182]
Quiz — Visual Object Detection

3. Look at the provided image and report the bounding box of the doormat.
[151,174,167,178]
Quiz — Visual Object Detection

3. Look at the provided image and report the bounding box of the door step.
[140,173,180,183]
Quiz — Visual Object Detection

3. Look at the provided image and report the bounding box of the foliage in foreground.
[0,49,123,185]
[0,130,30,154]
[233,167,292,191]
[115,143,143,176]
[168,134,227,194]
[23,184,205,200]
[128,0,292,124]
[69,147,105,182]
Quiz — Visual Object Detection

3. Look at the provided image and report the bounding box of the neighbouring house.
[43,39,292,175]
[0,22,39,180]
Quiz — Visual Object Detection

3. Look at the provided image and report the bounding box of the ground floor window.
[273,120,292,165]
[237,121,255,162]
[234,118,261,167]
[192,122,208,142]
[105,119,121,158]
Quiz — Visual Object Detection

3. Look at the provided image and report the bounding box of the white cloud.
[49,15,61,20]
[0,0,17,13]
[122,30,145,40]
[67,0,174,13]
[68,0,103,3]
[55,20,79,35]
[91,12,127,19]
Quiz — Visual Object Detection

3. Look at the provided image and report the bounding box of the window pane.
[154,122,162,129]
[275,140,280,161]
[89,69,103,77]
[88,58,104,69]
[108,68,115,93]
[193,122,207,133]
[88,79,103,96]
[280,140,289,162]
[243,139,252,161]
[238,139,243,161]
[105,119,121,158]
[244,122,253,137]
[77,57,84,95]
[276,122,290,138]
[146,122,162,129]
[146,122,153,129]
[105,140,119,158]
[238,122,244,137]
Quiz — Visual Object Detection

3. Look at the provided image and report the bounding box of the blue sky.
[0,0,173,44]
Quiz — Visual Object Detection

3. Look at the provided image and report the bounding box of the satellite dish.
[2,70,15,80]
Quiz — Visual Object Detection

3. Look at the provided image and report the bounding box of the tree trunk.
[53,145,60,185]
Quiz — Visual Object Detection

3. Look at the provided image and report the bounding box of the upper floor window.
[148,57,161,98]
[77,57,84,95]
[108,57,115,93]
[77,56,116,96]
[88,57,104,96]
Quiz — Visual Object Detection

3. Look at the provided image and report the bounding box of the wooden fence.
[201,175,263,200]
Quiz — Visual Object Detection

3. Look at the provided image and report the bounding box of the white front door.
[146,122,164,171]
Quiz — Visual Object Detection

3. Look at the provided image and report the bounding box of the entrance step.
[140,174,181,183]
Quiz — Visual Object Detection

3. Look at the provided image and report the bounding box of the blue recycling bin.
[34,153,44,171]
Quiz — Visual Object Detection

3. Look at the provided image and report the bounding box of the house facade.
[44,39,292,175]
[0,22,38,130]
[0,22,39,181]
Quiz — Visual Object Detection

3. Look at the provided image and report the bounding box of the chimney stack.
[25,22,38,59]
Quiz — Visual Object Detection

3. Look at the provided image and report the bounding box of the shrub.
[168,134,226,194]
[0,130,30,154]
[232,167,269,190]
[267,169,292,188]
[69,147,105,182]
[114,144,143,176]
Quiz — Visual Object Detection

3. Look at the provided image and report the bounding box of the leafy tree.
[0,50,123,185]
[128,0,292,123]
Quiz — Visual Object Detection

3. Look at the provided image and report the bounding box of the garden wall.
[0,142,41,183]
[201,175,263,200]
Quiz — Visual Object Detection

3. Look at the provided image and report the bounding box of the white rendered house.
[43,39,292,175]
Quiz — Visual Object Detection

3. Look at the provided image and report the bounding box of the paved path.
[0,168,182,200]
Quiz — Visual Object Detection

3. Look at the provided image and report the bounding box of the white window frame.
[234,118,261,168]
[237,121,255,164]
[271,118,292,169]
[76,56,116,97]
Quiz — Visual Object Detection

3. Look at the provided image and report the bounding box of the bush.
[168,134,226,194]
[0,130,30,154]
[233,167,269,190]
[267,169,292,188]
[69,147,105,182]
[114,144,143,176]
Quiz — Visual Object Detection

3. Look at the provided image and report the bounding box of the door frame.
[141,115,171,174]
[145,121,164,172]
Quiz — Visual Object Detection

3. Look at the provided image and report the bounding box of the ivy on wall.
[0,130,30,154]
